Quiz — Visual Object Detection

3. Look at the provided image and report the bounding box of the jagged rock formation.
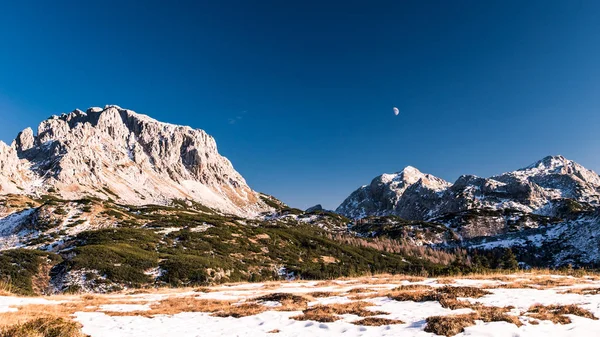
[337,156,600,221]
[0,105,270,216]
[336,166,451,219]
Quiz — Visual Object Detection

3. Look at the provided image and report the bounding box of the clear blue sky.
[1,1,599,210]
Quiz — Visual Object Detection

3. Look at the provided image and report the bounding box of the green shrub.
[0,249,61,295]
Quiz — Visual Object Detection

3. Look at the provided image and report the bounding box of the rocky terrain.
[337,155,600,221]
[0,105,271,217]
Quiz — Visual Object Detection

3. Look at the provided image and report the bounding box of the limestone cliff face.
[0,105,270,216]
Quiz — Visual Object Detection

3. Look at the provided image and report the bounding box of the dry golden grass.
[390,290,441,302]
[261,282,283,290]
[525,304,598,324]
[103,297,232,317]
[267,329,280,333]
[424,313,478,337]
[559,287,600,295]
[253,293,309,311]
[193,287,212,293]
[0,282,14,297]
[347,288,373,294]
[389,285,490,304]
[290,312,340,323]
[212,303,266,318]
[438,297,474,310]
[476,306,522,326]
[351,317,405,326]
[307,292,337,298]
[313,281,337,287]
[0,317,87,337]
[436,278,456,284]
[438,286,491,298]
[424,307,523,337]
[391,284,433,291]
[481,281,534,289]
[291,301,388,322]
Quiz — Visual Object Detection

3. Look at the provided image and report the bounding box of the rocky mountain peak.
[0,106,271,217]
[338,156,600,220]
[336,166,451,219]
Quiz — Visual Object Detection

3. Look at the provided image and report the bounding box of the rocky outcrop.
[0,105,271,216]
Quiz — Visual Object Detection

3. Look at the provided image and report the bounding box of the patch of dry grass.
[559,287,600,295]
[290,311,340,323]
[291,301,387,322]
[389,285,490,304]
[104,297,233,317]
[0,317,87,337]
[390,290,441,302]
[261,282,282,290]
[313,281,337,287]
[350,317,404,326]
[425,307,522,337]
[253,293,309,311]
[525,304,598,324]
[436,278,456,284]
[307,292,337,298]
[391,284,433,291]
[347,288,373,294]
[438,286,491,299]
[476,306,522,326]
[211,303,266,318]
[193,287,212,293]
[424,313,478,337]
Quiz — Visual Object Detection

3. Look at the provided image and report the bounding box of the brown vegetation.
[326,233,470,266]
[212,303,267,318]
[525,304,598,324]
[391,284,433,291]
[351,317,404,326]
[390,285,490,303]
[253,293,309,311]
[0,317,87,337]
[425,314,478,337]
[559,287,600,295]
[307,291,336,298]
[425,306,522,337]
[291,301,388,322]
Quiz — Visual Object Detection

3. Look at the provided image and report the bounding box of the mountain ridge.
[0,105,271,217]
[336,155,600,220]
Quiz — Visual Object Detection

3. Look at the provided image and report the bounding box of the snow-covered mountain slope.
[336,156,600,220]
[0,105,270,217]
[459,209,600,267]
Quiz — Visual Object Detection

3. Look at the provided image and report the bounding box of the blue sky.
[1,1,599,210]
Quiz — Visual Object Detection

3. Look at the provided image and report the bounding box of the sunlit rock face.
[0,105,270,216]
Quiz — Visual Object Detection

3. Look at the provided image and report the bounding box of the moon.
[393,107,399,116]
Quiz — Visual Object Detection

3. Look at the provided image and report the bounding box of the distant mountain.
[336,166,451,220]
[336,156,600,221]
[0,105,271,216]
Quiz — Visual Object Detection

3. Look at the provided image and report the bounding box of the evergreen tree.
[500,248,519,270]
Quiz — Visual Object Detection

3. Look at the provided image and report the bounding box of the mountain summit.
[336,156,600,220]
[335,166,451,219]
[0,105,270,216]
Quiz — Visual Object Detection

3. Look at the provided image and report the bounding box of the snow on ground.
[5,274,600,336]
[0,296,63,313]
